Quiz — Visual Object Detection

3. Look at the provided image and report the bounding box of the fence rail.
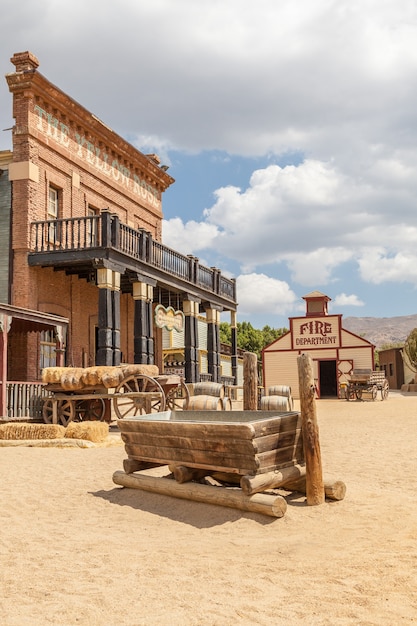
[6,382,48,419]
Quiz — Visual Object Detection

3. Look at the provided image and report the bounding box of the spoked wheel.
[42,398,75,426]
[76,398,106,421]
[381,380,389,400]
[355,388,363,401]
[371,385,378,401]
[345,385,355,401]
[165,379,190,410]
[113,374,166,419]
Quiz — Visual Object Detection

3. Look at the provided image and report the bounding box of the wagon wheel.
[42,398,75,426]
[113,374,166,419]
[165,379,190,410]
[76,398,106,421]
[381,380,389,400]
[355,388,363,401]
[371,385,378,401]
[345,384,355,401]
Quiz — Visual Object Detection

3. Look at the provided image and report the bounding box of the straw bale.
[81,367,102,387]
[61,368,85,391]
[41,367,68,384]
[0,423,66,440]
[121,364,159,378]
[101,367,125,388]
[65,421,109,443]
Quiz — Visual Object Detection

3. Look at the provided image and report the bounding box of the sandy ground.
[1,392,416,626]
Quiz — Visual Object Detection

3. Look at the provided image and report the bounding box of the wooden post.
[112,470,287,518]
[243,352,258,410]
[240,464,306,495]
[284,476,346,501]
[297,353,325,505]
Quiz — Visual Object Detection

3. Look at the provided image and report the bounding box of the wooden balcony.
[28,211,236,309]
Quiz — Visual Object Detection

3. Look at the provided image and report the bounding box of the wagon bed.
[41,365,189,425]
[346,369,389,401]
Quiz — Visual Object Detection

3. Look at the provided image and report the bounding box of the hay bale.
[121,364,159,379]
[0,423,66,440]
[41,367,68,384]
[61,368,85,391]
[81,367,102,387]
[101,367,125,388]
[65,421,109,443]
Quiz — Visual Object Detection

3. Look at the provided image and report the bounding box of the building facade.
[262,291,375,399]
[0,51,238,399]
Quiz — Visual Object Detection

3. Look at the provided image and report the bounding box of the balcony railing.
[30,212,236,302]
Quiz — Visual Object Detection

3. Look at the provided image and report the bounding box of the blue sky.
[1,0,417,329]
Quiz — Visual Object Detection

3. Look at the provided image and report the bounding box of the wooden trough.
[113,409,345,518]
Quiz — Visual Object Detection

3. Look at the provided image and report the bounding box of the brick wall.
[5,52,175,378]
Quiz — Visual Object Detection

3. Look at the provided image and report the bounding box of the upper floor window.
[87,206,99,246]
[48,186,60,243]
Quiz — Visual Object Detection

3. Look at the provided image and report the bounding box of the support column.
[112,274,121,365]
[54,324,67,367]
[184,299,200,383]
[133,281,154,364]
[0,314,11,417]
[231,310,238,385]
[96,268,121,366]
[206,306,221,383]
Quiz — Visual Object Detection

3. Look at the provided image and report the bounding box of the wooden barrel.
[260,395,289,411]
[222,397,232,411]
[186,395,223,411]
[192,382,225,398]
[268,385,291,398]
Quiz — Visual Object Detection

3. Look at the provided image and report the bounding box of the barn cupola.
[302,291,331,317]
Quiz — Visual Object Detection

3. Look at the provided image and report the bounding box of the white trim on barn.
[262,292,375,399]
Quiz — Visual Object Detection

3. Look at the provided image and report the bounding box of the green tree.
[219,321,288,359]
[404,328,417,371]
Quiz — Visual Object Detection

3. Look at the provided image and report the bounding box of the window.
[48,186,60,243]
[87,206,98,246]
[40,330,57,369]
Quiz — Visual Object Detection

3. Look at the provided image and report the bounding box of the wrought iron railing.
[30,212,236,302]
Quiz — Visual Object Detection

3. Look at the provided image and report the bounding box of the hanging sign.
[154,305,184,332]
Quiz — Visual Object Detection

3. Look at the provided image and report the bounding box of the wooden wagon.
[41,365,190,426]
[345,369,389,401]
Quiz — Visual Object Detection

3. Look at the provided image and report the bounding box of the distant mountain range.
[342,314,417,349]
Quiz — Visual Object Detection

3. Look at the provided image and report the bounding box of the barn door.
[319,360,337,397]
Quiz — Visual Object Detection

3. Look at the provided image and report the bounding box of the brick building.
[0,51,238,413]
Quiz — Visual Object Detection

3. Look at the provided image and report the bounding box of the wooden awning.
[0,303,69,333]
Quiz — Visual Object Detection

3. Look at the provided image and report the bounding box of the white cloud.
[332,293,364,308]
[236,274,298,316]
[284,248,354,286]
[2,1,417,322]
[358,249,417,285]
[162,217,219,255]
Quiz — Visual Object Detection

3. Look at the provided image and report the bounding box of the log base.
[112,470,288,518]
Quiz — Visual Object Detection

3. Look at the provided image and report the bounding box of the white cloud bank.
[2,0,417,322]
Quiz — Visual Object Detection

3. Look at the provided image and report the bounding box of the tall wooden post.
[0,314,10,417]
[230,311,238,385]
[297,353,325,505]
[243,351,258,410]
